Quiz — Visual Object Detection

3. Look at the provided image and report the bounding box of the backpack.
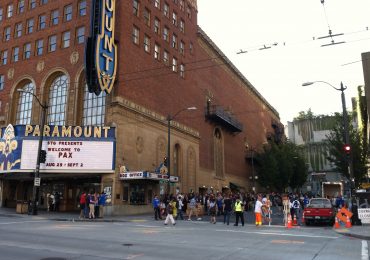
[209,202,216,213]
[293,200,299,208]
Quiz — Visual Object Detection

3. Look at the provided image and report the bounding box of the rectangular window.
[179,19,185,33]
[36,39,43,55]
[190,42,193,54]
[62,31,70,48]
[172,34,177,49]
[154,0,160,9]
[172,57,177,72]
[163,26,169,42]
[172,12,177,26]
[132,26,139,45]
[64,5,72,21]
[13,47,19,62]
[0,75,4,90]
[133,0,139,17]
[180,64,185,78]
[144,34,150,53]
[143,8,150,26]
[7,4,13,18]
[51,9,59,25]
[186,5,191,19]
[23,43,31,59]
[30,0,36,9]
[179,0,184,11]
[154,43,160,60]
[40,0,48,5]
[4,27,11,41]
[15,23,23,38]
[78,0,87,16]
[39,15,46,30]
[154,18,160,35]
[48,35,57,52]
[18,0,25,13]
[1,50,8,65]
[180,40,184,55]
[164,3,169,18]
[163,50,169,65]
[76,26,85,44]
[0,8,3,22]
[26,19,34,34]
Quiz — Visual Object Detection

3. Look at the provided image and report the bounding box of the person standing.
[98,192,107,218]
[88,191,96,219]
[79,191,87,219]
[152,195,161,220]
[176,195,184,220]
[223,194,232,225]
[292,196,301,225]
[233,198,244,226]
[255,195,263,226]
[187,196,199,221]
[208,196,217,224]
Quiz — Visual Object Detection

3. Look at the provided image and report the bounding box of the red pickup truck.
[303,198,336,226]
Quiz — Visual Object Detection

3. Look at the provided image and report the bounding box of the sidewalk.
[333,225,370,240]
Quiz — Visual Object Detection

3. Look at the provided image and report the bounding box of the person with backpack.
[164,198,176,226]
[290,196,301,225]
[208,195,217,224]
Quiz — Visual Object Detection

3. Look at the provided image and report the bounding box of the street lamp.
[167,106,197,193]
[301,81,354,193]
[17,89,48,215]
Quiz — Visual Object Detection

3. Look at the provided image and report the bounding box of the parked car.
[303,198,336,226]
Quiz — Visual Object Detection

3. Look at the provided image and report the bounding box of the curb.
[334,228,370,241]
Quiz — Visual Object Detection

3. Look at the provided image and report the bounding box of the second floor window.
[4,27,11,41]
[0,8,3,22]
[163,50,169,65]
[13,47,20,62]
[1,50,8,65]
[144,35,150,53]
[76,27,85,44]
[172,57,177,72]
[154,43,160,60]
[83,84,106,126]
[36,39,43,55]
[0,75,4,90]
[23,43,31,59]
[62,31,70,48]
[16,82,34,124]
[48,75,68,125]
[27,19,34,34]
[132,26,139,45]
[48,35,57,52]
[78,0,87,16]
[64,5,72,22]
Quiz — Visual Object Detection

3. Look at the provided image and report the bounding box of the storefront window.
[129,184,145,205]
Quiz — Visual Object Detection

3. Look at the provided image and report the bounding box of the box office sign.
[0,125,115,172]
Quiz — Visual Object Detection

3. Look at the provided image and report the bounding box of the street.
[0,214,368,260]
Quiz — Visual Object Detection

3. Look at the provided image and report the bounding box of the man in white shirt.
[254,195,263,226]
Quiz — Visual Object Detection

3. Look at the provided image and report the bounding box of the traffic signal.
[343,144,351,155]
[39,149,47,163]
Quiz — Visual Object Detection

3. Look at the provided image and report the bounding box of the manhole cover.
[122,243,134,247]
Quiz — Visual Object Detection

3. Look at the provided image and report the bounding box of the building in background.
[0,0,282,215]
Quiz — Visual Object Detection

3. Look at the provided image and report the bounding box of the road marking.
[362,240,369,260]
[0,220,48,225]
[215,229,338,239]
[271,239,305,244]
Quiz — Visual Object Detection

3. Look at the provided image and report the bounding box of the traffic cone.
[333,217,340,229]
[286,214,293,229]
[293,215,298,226]
[345,216,352,228]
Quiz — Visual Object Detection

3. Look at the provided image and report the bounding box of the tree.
[255,141,308,192]
[325,113,368,187]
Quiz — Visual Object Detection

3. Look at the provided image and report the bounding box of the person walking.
[223,194,232,225]
[152,195,161,220]
[164,198,176,226]
[88,191,96,219]
[255,195,263,226]
[233,198,244,226]
[187,196,200,221]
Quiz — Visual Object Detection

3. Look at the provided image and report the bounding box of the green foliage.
[255,141,308,192]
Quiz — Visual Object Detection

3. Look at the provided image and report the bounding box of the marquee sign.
[119,171,179,182]
[0,125,116,173]
[86,0,117,95]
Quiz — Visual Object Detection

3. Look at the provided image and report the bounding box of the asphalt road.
[0,215,368,260]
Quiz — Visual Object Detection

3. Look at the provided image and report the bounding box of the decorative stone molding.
[70,51,79,65]
[36,61,45,73]
[7,68,14,80]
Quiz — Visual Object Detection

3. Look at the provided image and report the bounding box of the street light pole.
[17,89,48,215]
[166,106,196,194]
[302,81,354,192]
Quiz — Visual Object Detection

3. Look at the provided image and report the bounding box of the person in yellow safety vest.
[233,197,244,226]
[254,195,263,226]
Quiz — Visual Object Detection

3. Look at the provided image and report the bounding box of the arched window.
[48,75,68,125]
[16,82,34,124]
[82,84,106,126]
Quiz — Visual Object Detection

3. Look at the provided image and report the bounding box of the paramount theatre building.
[0,0,283,215]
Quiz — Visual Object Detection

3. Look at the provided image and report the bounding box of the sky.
[197,0,370,124]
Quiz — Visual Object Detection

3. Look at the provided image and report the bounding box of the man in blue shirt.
[152,195,161,220]
[98,192,107,218]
